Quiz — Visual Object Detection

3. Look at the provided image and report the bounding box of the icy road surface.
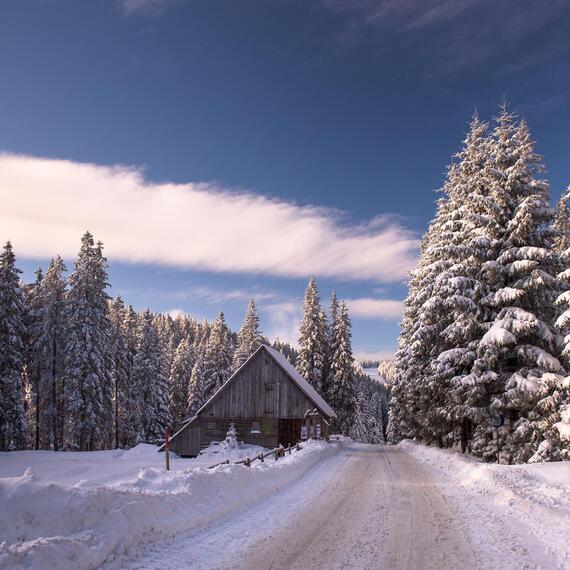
[106,443,565,570]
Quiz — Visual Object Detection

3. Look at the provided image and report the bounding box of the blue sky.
[1,0,569,359]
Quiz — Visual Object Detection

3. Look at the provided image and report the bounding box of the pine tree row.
[389,105,570,463]
[0,234,269,451]
[296,278,388,442]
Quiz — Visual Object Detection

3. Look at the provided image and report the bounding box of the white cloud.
[354,348,395,362]
[0,153,418,283]
[345,297,403,320]
[262,300,302,347]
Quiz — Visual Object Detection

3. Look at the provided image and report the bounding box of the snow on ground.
[401,440,570,568]
[0,440,335,569]
[112,441,570,570]
[1,439,569,570]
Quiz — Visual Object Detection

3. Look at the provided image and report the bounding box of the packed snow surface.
[0,440,334,569]
[1,440,569,569]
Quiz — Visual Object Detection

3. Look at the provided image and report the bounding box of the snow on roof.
[261,345,337,418]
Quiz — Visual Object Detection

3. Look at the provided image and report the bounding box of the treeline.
[296,279,388,442]
[0,234,386,451]
[389,105,570,464]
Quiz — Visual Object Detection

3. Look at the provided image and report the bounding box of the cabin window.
[250,421,261,434]
[207,421,216,430]
[264,382,274,391]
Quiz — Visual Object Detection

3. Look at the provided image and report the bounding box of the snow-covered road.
[105,443,566,570]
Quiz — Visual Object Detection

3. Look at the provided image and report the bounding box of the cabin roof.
[160,344,337,450]
[261,345,336,418]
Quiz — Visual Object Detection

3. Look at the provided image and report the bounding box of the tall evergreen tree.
[109,296,130,448]
[64,232,112,451]
[24,268,44,450]
[297,277,327,394]
[28,258,67,450]
[202,312,233,401]
[132,310,172,444]
[328,301,357,434]
[233,299,262,369]
[121,304,142,447]
[0,242,28,450]
[169,337,194,426]
[323,290,339,401]
[472,114,563,463]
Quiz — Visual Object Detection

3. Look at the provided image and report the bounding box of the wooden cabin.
[162,344,337,457]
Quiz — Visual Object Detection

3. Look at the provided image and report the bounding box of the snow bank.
[0,440,338,569]
[400,440,570,565]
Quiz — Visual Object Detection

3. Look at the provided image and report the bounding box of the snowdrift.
[0,440,337,569]
[400,440,570,565]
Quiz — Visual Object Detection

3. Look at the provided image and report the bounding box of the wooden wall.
[203,349,317,420]
[171,348,325,456]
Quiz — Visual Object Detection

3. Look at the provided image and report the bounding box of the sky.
[1,0,569,360]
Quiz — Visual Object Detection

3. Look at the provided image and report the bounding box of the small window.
[207,421,216,430]
[264,382,274,391]
[250,421,261,434]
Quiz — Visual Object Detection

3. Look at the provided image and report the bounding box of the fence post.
[165,428,170,471]
[259,453,264,463]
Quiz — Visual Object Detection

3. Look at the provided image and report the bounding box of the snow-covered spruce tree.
[390,115,495,446]
[418,115,496,448]
[169,337,194,426]
[272,339,299,365]
[553,187,570,255]
[120,304,142,447]
[328,301,357,434]
[377,360,395,385]
[64,233,112,451]
[552,186,570,460]
[24,268,44,449]
[222,422,239,450]
[131,310,172,444]
[0,242,28,450]
[389,194,458,444]
[296,277,328,394]
[153,313,177,388]
[232,299,262,369]
[27,258,67,450]
[350,370,385,443]
[472,112,564,463]
[109,296,131,448]
[202,312,233,401]
[322,290,339,402]
[187,353,206,418]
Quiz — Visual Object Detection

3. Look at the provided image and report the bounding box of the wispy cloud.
[345,297,403,320]
[163,285,280,305]
[119,0,179,17]
[0,153,418,283]
[322,0,570,72]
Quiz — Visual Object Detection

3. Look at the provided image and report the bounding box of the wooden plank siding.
[168,347,334,457]
[203,350,317,419]
[197,417,279,450]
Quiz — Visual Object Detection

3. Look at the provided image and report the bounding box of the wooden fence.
[207,443,302,470]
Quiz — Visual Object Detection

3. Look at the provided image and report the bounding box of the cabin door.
[278,419,303,446]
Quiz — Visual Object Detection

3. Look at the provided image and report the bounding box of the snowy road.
[105,443,561,570]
